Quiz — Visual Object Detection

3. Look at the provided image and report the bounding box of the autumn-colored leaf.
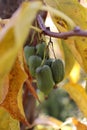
[63,82,87,117]
[0,107,20,130]
[1,55,29,126]
[72,117,87,130]
[0,75,9,104]
[23,51,33,82]
[0,1,42,103]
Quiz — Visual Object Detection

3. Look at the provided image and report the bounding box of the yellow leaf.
[73,37,87,72]
[0,107,20,130]
[1,55,29,126]
[61,40,75,77]
[44,0,87,73]
[44,1,76,30]
[0,1,42,102]
[17,86,26,122]
[0,19,9,103]
[63,82,87,117]
[44,0,87,29]
[0,75,9,104]
[69,62,80,83]
[0,19,9,30]
[64,36,87,73]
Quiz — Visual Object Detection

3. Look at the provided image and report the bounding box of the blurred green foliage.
[37,87,81,121]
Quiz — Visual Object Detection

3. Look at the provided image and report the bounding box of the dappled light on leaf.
[69,62,80,83]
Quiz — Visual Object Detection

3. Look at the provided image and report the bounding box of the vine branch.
[37,14,87,39]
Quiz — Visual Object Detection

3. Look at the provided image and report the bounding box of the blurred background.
[36,87,80,122]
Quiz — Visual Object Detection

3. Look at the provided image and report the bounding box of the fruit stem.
[37,14,87,39]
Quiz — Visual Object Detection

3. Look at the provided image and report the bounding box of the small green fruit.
[51,59,65,84]
[36,65,54,95]
[24,46,35,63]
[28,55,42,78]
[36,42,46,58]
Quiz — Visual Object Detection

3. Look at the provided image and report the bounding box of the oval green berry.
[28,55,42,78]
[24,45,35,63]
[36,42,46,58]
[51,59,65,84]
[36,65,54,95]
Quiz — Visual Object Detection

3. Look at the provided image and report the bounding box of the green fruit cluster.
[36,58,65,95]
[24,41,65,95]
[43,58,65,84]
[24,41,48,78]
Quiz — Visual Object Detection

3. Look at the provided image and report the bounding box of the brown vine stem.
[37,14,87,39]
